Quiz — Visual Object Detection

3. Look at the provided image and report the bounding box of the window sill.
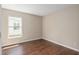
[8,35,22,39]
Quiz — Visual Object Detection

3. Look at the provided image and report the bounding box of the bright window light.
[8,16,22,38]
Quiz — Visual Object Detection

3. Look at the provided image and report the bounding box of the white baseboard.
[43,37,79,52]
[2,38,41,47]
[24,38,41,42]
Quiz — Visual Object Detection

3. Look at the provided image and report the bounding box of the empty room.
[1,4,79,55]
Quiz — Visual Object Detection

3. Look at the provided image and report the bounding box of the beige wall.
[43,5,79,51]
[2,9,42,46]
[0,5,2,54]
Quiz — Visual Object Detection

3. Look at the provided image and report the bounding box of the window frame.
[8,16,23,38]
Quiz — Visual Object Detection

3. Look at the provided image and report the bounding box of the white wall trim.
[2,38,41,47]
[24,38,41,42]
[43,37,79,52]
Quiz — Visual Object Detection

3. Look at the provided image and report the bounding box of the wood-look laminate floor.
[2,39,79,55]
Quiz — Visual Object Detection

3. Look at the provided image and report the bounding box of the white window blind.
[8,16,22,38]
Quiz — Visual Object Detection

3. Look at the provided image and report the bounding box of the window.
[8,16,22,38]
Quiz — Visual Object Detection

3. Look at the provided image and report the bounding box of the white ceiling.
[2,4,72,16]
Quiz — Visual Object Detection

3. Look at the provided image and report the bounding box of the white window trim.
[8,16,23,39]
